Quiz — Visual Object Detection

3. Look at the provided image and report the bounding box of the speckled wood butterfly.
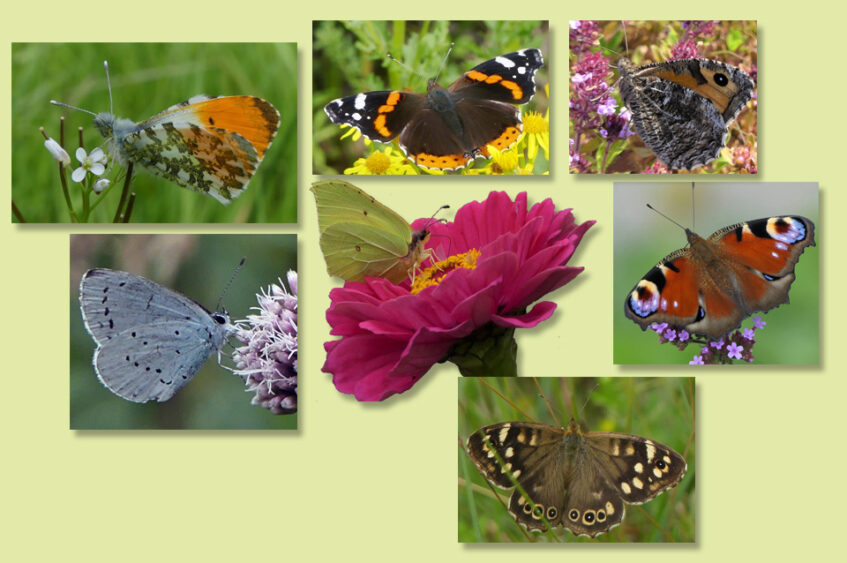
[460,377,692,541]
[466,418,687,538]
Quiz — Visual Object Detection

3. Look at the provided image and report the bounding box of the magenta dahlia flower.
[322,191,595,401]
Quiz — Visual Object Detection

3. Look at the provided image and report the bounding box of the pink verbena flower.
[322,192,595,401]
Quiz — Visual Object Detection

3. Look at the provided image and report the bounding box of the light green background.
[2,5,842,563]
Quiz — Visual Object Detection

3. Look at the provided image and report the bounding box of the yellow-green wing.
[310,180,418,283]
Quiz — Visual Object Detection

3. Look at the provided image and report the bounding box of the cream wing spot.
[621,482,631,494]
[498,425,510,444]
[645,441,656,462]
[632,477,644,490]
[634,462,644,473]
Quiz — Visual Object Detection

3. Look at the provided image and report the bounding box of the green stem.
[442,322,518,377]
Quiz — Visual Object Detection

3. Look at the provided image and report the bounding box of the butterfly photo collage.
[5,15,832,555]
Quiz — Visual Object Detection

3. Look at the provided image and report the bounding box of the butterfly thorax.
[561,419,589,471]
[687,229,753,313]
[405,229,433,279]
[93,112,130,138]
[425,80,464,137]
[93,113,137,164]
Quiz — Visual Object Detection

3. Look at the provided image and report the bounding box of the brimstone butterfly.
[310,180,433,283]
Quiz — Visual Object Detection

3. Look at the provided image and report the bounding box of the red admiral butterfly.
[324,49,544,171]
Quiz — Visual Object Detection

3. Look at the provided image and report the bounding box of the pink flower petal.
[322,191,595,401]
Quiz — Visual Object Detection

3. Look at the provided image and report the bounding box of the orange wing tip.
[191,96,280,158]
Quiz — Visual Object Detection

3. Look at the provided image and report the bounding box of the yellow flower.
[522,110,549,162]
[486,144,519,173]
[344,145,418,175]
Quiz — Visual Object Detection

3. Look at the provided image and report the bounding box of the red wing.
[711,216,815,278]
[625,249,703,329]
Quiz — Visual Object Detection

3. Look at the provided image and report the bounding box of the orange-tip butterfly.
[52,61,280,205]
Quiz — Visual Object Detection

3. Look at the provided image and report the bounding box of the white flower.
[71,147,107,183]
[44,137,70,166]
[92,178,111,193]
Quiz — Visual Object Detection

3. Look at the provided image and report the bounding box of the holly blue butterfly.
[79,268,236,403]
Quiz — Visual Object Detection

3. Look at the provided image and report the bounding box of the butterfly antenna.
[646,203,687,233]
[691,182,696,231]
[423,204,450,229]
[578,382,600,419]
[103,60,114,116]
[433,42,455,83]
[49,100,97,116]
[216,257,246,312]
[386,52,425,82]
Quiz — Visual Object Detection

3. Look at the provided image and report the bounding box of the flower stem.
[443,322,518,377]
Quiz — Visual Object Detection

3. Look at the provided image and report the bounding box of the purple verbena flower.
[727,342,743,360]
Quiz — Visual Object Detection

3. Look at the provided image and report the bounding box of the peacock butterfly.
[624,215,815,339]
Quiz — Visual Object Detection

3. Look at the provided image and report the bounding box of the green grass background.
[614,182,819,364]
[312,20,548,174]
[12,43,297,223]
[70,234,297,429]
[459,377,695,542]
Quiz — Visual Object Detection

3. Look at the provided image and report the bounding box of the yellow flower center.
[365,152,391,174]
[523,110,547,135]
[410,249,481,294]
